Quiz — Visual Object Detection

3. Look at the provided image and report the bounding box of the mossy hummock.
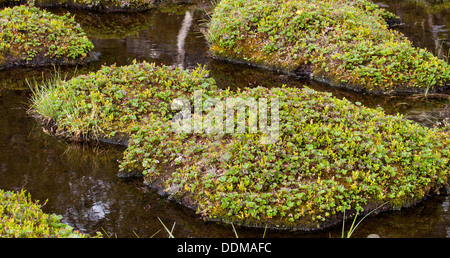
[0,189,99,237]
[0,5,94,69]
[30,62,450,230]
[205,0,450,93]
[119,88,449,230]
[29,61,218,142]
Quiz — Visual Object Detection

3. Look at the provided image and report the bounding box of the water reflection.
[86,8,208,70]
[444,194,450,238]
[375,0,450,127]
[177,11,193,69]
[377,0,449,59]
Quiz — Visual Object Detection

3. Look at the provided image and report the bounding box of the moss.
[119,86,449,230]
[29,60,218,141]
[0,5,94,69]
[0,189,101,237]
[205,0,450,94]
[30,62,450,230]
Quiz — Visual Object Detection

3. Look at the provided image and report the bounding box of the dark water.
[0,1,448,238]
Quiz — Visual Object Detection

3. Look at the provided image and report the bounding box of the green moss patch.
[119,86,450,230]
[29,61,218,142]
[205,0,450,93]
[30,62,450,230]
[0,5,94,69]
[0,189,99,237]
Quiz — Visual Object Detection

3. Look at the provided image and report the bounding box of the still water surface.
[0,1,448,238]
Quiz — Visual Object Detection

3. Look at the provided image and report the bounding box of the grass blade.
[231,223,239,238]
[346,202,388,238]
[158,217,175,238]
[341,209,345,238]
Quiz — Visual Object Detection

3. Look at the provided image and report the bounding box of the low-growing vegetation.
[204,0,450,93]
[119,86,450,229]
[30,61,449,230]
[29,61,218,141]
[0,189,99,237]
[0,5,94,69]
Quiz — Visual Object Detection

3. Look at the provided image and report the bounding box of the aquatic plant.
[341,202,387,238]
[205,0,450,93]
[0,189,100,237]
[120,86,450,230]
[0,5,94,69]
